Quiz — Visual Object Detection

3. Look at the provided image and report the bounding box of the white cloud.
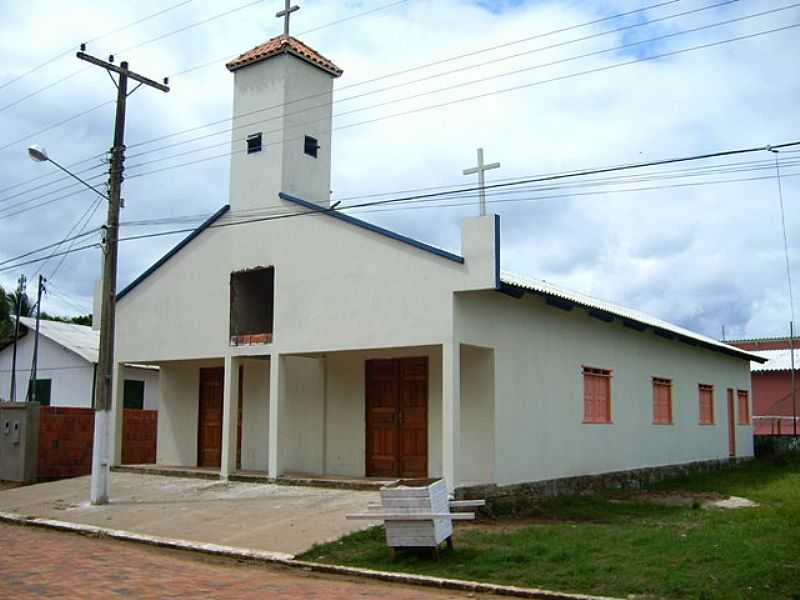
[0,0,798,339]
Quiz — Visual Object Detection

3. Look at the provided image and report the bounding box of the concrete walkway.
[0,472,377,556]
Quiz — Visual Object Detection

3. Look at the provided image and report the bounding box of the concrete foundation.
[457,457,751,516]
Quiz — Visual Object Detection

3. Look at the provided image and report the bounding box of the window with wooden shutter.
[583,367,612,424]
[698,384,714,425]
[737,389,750,425]
[652,377,672,425]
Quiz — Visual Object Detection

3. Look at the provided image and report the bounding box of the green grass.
[300,457,800,599]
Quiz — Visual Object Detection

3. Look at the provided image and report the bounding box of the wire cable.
[0,0,194,94]
[3,138,800,273]
[122,23,800,181]
[133,0,695,151]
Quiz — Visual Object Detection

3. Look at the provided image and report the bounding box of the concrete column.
[110,361,124,466]
[220,355,241,480]
[442,341,461,493]
[268,353,284,479]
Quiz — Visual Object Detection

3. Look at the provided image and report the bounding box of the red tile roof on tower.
[226,35,343,77]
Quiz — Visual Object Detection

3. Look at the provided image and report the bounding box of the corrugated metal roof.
[750,349,800,372]
[17,317,98,364]
[499,271,765,363]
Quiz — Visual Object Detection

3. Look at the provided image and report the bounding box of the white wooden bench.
[346,479,485,559]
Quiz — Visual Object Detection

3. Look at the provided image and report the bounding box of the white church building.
[109,29,763,496]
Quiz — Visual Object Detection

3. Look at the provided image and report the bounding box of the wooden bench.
[346,479,485,559]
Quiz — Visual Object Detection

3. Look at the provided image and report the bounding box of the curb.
[0,511,620,600]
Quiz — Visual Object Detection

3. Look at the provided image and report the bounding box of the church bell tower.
[225,2,343,213]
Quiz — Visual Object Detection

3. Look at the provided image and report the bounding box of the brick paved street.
[0,523,491,599]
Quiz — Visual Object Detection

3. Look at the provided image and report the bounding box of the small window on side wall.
[699,384,714,425]
[247,133,262,154]
[583,367,612,424]
[652,377,672,425]
[737,389,750,425]
[304,135,319,158]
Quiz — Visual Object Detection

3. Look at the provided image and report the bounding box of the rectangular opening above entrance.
[230,266,274,345]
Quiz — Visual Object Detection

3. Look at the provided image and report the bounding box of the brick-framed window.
[737,389,750,425]
[583,367,612,424]
[698,384,714,425]
[652,377,673,425]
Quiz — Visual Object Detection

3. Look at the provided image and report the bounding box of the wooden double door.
[365,357,428,479]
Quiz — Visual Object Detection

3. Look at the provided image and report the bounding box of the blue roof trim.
[494,214,501,289]
[117,205,230,302]
[279,192,465,263]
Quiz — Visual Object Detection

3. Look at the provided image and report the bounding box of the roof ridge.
[226,35,342,77]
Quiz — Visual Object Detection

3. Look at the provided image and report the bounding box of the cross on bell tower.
[463,148,501,216]
[276,0,300,38]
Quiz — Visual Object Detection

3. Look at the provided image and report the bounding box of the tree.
[0,284,10,341]
[7,288,34,318]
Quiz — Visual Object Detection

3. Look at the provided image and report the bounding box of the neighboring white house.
[108,33,763,495]
[0,317,158,410]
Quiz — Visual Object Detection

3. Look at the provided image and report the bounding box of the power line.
[0,161,107,205]
[48,196,106,281]
[169,0,678,80]
[129,0,701,153]
[0,173,108,219]
[120,157,800,227]
[0,0,264,116]
[32,195,103,278]
[0,101,114,155]
[0,0,679,174]
[121,22,800,181]
[3,139,799,273]
[124,1,789,169]
[0,0,194,94]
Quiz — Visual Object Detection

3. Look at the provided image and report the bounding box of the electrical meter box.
[0,402,40,483]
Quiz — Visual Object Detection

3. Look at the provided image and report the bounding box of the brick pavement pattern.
[0,523,488,599]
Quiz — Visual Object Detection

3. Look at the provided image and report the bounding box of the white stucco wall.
[460,345,495,485]
[156,361,217,467]
[455,290,754,487]
[228,53,335,213]
[0,334,93,407]
[115,211,497,364]
[241,359,269,471]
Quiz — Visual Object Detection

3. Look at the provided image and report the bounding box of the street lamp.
[27,145,109,201]
[28,144,112,505]
[27,144,48,162]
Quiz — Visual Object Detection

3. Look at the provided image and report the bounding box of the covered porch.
[116,343,495,490]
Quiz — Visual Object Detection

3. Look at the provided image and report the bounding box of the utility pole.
[9,274,26,402]
[27,275,45,403]
[76,46,169,505]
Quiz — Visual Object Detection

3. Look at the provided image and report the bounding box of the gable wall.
[0,334,93,407]
[455,290,753,487]
[115,211,495,363]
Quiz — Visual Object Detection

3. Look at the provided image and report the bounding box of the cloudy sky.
[0,0,798,340]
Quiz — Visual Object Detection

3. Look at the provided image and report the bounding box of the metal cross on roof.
[462,148,500,216]
[276,0,300,39]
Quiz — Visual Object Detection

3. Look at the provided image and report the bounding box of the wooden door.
[198,367,224,468]
[727,388,736,458]
[398,357,428,478]
[365,357,428,478]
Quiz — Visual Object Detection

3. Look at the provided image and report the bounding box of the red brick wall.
[728,339,793,351]
[121,409,158,465]
[38,407,95,480]
[37,407,158,480]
